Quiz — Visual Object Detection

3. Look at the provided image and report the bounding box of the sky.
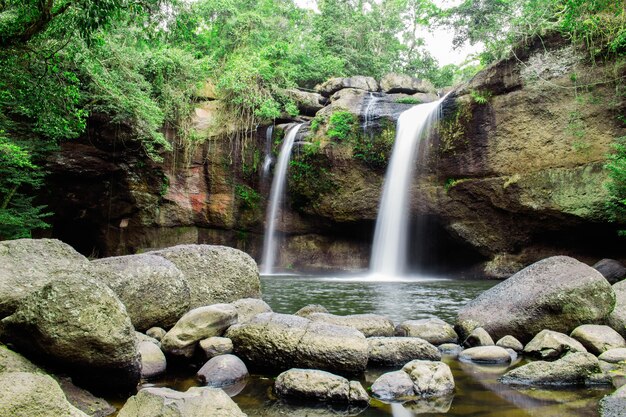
[294,0,483,66]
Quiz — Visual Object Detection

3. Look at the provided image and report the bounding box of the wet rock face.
[456,256,615,343]
[226,312,369,374]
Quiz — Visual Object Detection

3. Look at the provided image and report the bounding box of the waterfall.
[362,92,380,133]
[369,98,445,278]
[261,125,274,179]
[260,123,303,275]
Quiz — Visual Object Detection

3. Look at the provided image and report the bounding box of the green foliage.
[606,136,626,227]
[469,90,491,105]
[327,111,357,141]
[352,124,396,169]
[396,97,423,105]
[288,154,334,211]
[437,102,472,155]
[444,177,467,192]
[235,184,261,210]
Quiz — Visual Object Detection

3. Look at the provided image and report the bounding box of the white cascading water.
[369,98,445,278]
[261,125,274,179]
[362,92,380,132]
[260,123,303,275]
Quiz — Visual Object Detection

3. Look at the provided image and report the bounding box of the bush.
[327,111,357,141]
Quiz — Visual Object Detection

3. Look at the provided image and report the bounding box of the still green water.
[132,275,611,417]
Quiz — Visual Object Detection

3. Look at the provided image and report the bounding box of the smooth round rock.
[496,335,524,351]
[371,370,415,401]
[501,352,600,386]
[274,369,369,405]
[368,337,441,367]
[402,360,455,397]
[459,346,512,364]
[139,341,166,379]
[598,348,626,364]
[438,343,464,357]
[464,327,494,347]
[199,337,233,359]
[395,318,458,345]
[197,354,248,387]
[231,298,271,324]
[146,327,166,342]
[571,325,626,355]
[524,329,587,360]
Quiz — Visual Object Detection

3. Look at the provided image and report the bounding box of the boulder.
[295,304,329,317]
[609,280,626,338]
[283,89,326,116]
[307,312,395,337]
[161,304,238,358]
[438,343,464,357]
[316,76,379,97]
[371,370,415,401]
[138,341,166,379]
[148,245,261,310]
[197,354,248,387]
[500,352,600,386]
[395,318,458,345]
[0,274,140,390]
[598,348,626,363]
[570,324,626,355]
[0,239,90,317]
[146,327,166,342]
[117,386,246,417]
[380,73,434,94]
[231,298,272,324]
[600,384,626,417]
[226,313,368,374]
[402,360,455,397]
[0,372,89,417]
[523,329,587,360]
[136,331,160,346]
[594,259,626,284]
[199,337,233,359]
[91,254,189,331]
[458,346,512,364]
[274,369,369,405]
[56,377,116,417]
[0,344,42,373]
[496,335,524,351]
[367,337,441,367]
[456,256,615,343]
[464,327,494,347]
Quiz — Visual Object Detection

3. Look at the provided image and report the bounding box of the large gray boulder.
[570,324,626,355]
[226,313,368,374]
[609,280,626,338]
[0,239,90,317]
[274,369,369,405]
[402,360,455,397]
[600,385,626,417]
[162,304,238,358]
[91,254,189,331]
[148,245,261,310]
[283,89,326,116]
[307,312,395,337]
[316,76,379,97]
[523,329,587,360]
[197,354,248,388]
[456,256,615,343]
[594,259,626,284]
[367,337,441,367]
[0,274,140,390]
[117,386,246,417]
[380,73,434,94]
[500,352,600,386]
[0,372,89,417]
[395,318,458,345]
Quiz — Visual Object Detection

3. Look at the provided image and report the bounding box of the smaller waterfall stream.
[260,123,303,275]
[261,125,274,179]
[362,92,380,133]
[370,98,445,278]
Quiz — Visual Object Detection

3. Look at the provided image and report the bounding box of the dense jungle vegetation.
[0,0,624,239]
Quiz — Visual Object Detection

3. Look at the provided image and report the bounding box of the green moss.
[469,89,492,105]
[327,110,357,141]
[437,101,472,155]
[352,121,395,169]
[235,184,261,210]
[395,97,422,105]
[444,177,468,192]
[288,150,334,211]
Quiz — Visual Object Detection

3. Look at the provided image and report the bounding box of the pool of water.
[127,275,611,416]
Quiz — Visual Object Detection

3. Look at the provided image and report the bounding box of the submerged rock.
[0,274,140,390]
[0,239,90,318]
[274,368,369,405]
[456,256,615,343]
[367,337,441,367]
[395,318,458,345]
[459,346,512,364]
[308,312,395,337]
[226,313,368,374]
[197,354,248,388]
[570,325,626,355]
[0,372,89,417]
[91,254,189,331]
[161,304,238,358]
[117,386,246,417]
[148,245,261,310]
[500,352,600,386]
[496,335,524,351]
[523,329,587,360]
